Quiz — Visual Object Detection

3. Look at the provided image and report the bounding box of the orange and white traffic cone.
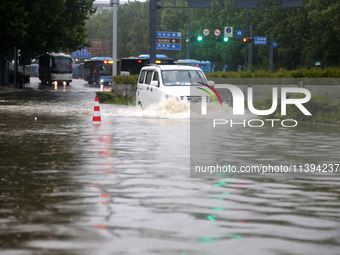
[93,96,101,125]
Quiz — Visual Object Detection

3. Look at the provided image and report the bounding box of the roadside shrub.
[96,91,135,106]
[207,67,340,79]
[113,75,138,84]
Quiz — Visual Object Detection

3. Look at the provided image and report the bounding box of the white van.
[136,65,215,108]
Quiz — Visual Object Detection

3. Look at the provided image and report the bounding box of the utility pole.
[149,0,157,64]
[14,47,17,88]
[248,25,253,72]
[269,35,274,72]
[244,9,249,67]
[186,9,191,59]
[111,0,119,77]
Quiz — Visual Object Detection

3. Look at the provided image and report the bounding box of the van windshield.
[161,70,206,86]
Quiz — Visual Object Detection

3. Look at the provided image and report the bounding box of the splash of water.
[109,99,190,119]
[1,97,253,120]
[107,99,245,120]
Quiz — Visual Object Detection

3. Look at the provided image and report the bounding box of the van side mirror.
[150,80,159,87]
[207,80,215,87]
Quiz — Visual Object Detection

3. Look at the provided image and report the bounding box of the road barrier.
[93,96,101,125]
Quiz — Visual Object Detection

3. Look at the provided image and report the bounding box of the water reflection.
[0,113,86,252]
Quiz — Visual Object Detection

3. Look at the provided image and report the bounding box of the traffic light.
[223,37,229,42]
[242,37,254,43]
[197,35,203,42]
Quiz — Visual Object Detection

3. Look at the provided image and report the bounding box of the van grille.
[180,96,210,102]
[180,96,201,102]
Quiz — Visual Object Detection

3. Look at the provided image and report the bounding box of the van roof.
[142,64,202,71]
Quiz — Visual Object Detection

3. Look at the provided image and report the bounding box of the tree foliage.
[87,0,339,70]
[0,0,95,58]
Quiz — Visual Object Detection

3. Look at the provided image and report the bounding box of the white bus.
[39,53,74,85]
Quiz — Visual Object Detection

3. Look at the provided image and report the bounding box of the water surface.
[0,84,339,255]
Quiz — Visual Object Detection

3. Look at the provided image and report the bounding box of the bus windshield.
[52,57,72,73]
[161,70,206,86]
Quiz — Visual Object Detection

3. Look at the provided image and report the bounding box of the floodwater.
[0,79,339,255]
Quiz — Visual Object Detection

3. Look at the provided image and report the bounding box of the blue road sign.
[156,31,181,39]
[72,47,91,58]
[156,43,181,50]
[156,31,181,50]
[273,41,278,49]
[254,36,267,45]
[236,29,243,37]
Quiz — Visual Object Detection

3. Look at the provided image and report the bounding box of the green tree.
[125,1,150,56]
[87,9,113,41]
[0,2,27,56]
[0,0,95,58]
[86,1,150,58]
[303,0,340,66]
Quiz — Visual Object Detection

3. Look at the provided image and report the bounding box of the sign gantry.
[158,0,303,9]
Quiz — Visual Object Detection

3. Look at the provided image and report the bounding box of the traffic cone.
[93,96,101,125]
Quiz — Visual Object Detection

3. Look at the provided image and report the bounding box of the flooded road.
[0,78,339,255]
